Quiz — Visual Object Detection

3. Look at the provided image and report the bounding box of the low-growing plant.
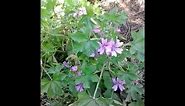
[41,0,144,106]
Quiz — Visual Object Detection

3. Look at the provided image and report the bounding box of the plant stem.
[41,65,52,80]
[108,61,115,75]
[93,63,106,99]
[111,90,114,99]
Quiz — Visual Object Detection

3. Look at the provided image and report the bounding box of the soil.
[100,0,145,31]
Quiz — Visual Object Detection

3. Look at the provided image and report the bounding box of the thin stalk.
[41,65,52,80]
[93,63,106,99]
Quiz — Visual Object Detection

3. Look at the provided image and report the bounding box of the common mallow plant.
[41,0,144,105]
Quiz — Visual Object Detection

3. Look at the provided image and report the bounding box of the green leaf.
[73,42,84,53]
[70,32,89,43]
[128,100,144,106]
[69,96,92,106]
[82,40,99,56]
[90,74,99,82]
[103,11,127,24]
[52,72,67,81]
[74,97,109,106]
[75,76,90,89]
[47,80,63,97]
[130,28,145,62]
[98,98,112,106]
[127,85,143,101]
[41,79,50,93]
[78,92,89,99]
[69,82,77,95]
[103,71,112,89]
[96,55,107,69]
[79,16,93,33]
[103,89,112,98]
[136,52,144,62]
[112,93,121,102]
[47,64,63,74]
[130,46,136,55]
[46,0,56,10]
[83,80,90,89]
[120,72,138,82]
[111,49,130,63]
[81,62,96,75]
[42,42,55,53]
[132,86,144,95]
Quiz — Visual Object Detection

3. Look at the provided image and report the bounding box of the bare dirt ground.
[100,0,144,31]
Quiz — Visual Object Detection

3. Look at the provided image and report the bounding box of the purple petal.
[71,66,78,72]
[115,40,123,47]
[116,28,121,32]
[105,46,112,53]
[75,83,84,92]
[79,87,84,92]
[75,85,80,91]
[115,48,123,54]
[118,84,125,91]
[98,47,105,54]
[108,40,115,46]
[112,78,117,84]
[101,38,107,44]
[63,61,70,68]
[111,51,117,57]
[112,85,118,91]
[93,28,101,33]
[117,78,126,84]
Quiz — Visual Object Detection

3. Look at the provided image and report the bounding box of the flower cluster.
[63,61,81,76]
[63,61,83,92]
[97,38,123,57]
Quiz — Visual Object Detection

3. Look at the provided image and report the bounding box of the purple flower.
[93,27,101,33]
[106,39,123,57]
[98,38,112,55]
[63,61,70,68]
[112,77,125,91]
[70,66,78,72]
[75,83,84,92]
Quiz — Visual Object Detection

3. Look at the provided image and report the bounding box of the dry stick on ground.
[41,65,53,80]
